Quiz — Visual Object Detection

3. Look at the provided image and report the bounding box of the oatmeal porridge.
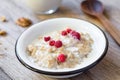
[27,28,93,69]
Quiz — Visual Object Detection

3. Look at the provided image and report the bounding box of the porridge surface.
[27,28,93,69]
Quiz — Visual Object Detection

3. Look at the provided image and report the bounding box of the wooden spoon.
[81,0,120,45]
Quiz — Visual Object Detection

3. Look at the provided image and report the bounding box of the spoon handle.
[97,15,120,45]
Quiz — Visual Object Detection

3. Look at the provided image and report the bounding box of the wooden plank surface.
[0,68,12,80]
[0,0,120,80]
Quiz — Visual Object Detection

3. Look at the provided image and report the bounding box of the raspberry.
[70,31,81,40]
[70,30,76,34]
[57,54,66,62]
[49,40,55,46]
[61,30,67,36]
[66,28,72,33]
[44,36,51,42]
[54,40,62,48]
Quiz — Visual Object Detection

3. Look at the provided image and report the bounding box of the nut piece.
[16,17,32,27]
[0,30,7,36]
[0,16,7,22]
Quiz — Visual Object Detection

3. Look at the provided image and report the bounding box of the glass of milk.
[23,0,62,14]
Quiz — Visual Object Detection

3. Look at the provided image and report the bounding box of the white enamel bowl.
[15,18,108,78]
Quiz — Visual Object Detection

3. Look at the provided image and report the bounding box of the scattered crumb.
[0,16,7,22]
[16,17,32,27]
[0,30,7,36]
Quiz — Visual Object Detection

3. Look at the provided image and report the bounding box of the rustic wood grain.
[0,0,120,80]
[0,68,12,80]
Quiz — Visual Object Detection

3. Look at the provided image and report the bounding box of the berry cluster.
[44,36,63,48]
[61,28,81,40]
[61,28,72,36]
[44,28,81,63]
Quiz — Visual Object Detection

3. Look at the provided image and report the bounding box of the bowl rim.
[15,18,108,76]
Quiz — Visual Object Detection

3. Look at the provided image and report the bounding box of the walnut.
[16,17,32,27]
[0,16,7,22]
[0,30,7,36]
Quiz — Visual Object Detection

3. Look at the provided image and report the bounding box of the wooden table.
[0,0,120,80]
